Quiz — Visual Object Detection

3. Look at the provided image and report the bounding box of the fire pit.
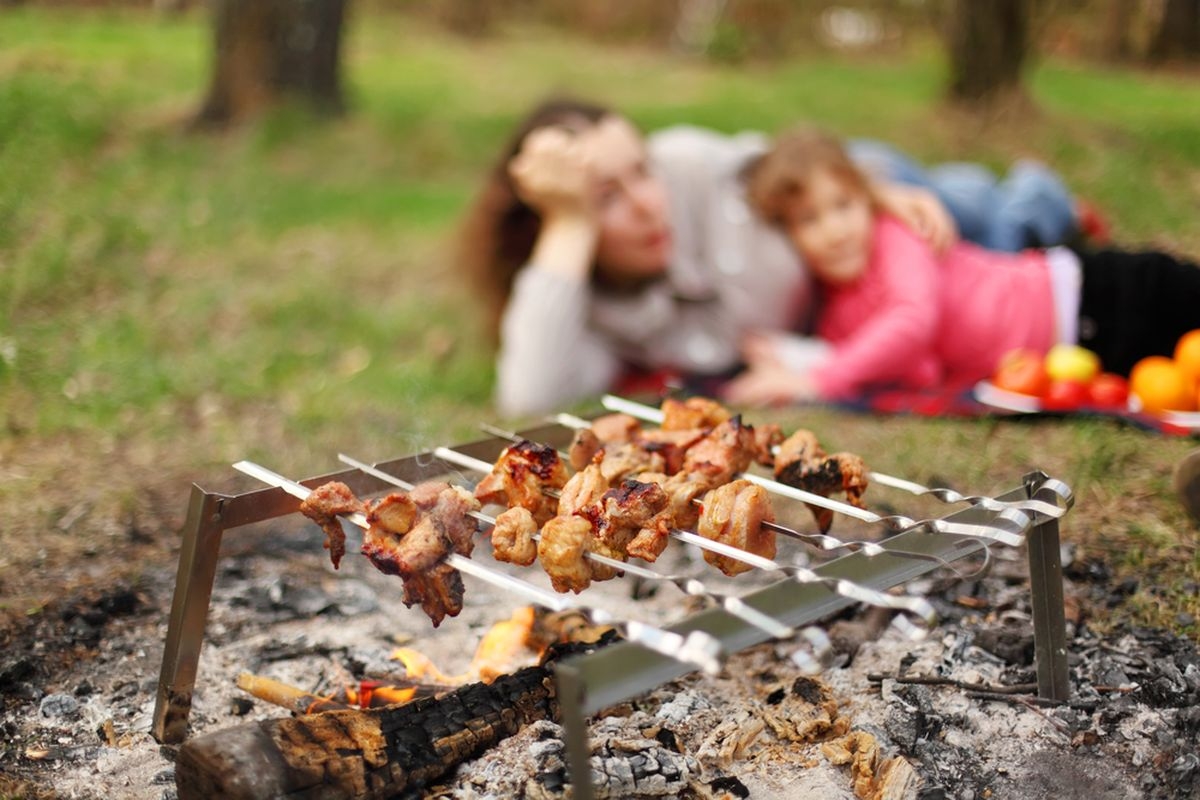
[153,395,1076,799]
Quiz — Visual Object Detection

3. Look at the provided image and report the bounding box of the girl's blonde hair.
[744,126,875,224]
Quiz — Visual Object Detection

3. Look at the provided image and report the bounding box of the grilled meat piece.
[361,482,481,627]
[773,430,869,532]
[400,562,465,628]
[661,396,731,431]
[638,470,721,532]
[363,494,436,575]
[696,479,776,576]
[753,423,785,467]
[537,515,596,594]
[583,479,670,561]
[597,442,666,484]
[590,413,642,443]
[557,463,611,517]
[567,428,603,472]
[682,415,759,485]
[774,429,823,470]
[491,506,538,566]
[298,481,366,569]
[427,484,482,557]
[474,441,569,526]
[635,427,709,474]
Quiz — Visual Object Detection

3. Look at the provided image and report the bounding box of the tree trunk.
[196,0,348,127]
[1102,0,1137,61]
[944,0,1031,105]
[1149,0,1200,61]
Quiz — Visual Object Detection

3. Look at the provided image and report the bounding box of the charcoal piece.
[709,775,750,797]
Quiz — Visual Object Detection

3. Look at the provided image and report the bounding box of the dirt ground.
[1,423,1198,799]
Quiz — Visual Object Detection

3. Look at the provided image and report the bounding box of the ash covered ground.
[2,518,1198,800]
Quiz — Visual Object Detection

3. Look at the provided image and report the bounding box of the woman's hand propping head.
[509,115,673,286]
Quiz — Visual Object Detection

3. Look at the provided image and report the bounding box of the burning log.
[176,663,560,799]
[175,637,616,799]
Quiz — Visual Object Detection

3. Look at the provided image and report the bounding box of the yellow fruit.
[1174,329,1200,387]
[1130,356,1196,413]
[1043,343,1101,383]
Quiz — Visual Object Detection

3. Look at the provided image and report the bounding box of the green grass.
[0,7,1197,634]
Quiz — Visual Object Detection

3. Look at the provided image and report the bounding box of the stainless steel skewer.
[558,402,1037,548]
[592,396,1075,519]
[232,460,723,675]
[336,453,797,643]
[432,447,937,639]
[479,422,984,580]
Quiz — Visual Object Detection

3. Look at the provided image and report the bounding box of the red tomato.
[1042,379,1090,410]
[1088,373,1129,408]
[993,349,1049,397]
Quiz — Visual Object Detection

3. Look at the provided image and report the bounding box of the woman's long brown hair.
[456,97,612,345]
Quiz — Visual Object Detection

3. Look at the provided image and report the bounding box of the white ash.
[5,520,1198,800]
[443,718,700,799]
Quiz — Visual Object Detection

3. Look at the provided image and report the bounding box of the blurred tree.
[1102,0,1138,61]
[944,0,1031,105]
[1149,0,1200,60]
[196,0,348,127]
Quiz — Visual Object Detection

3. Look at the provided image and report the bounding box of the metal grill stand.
[153,423,1072,800]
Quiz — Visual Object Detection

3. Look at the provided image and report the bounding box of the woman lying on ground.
[459,97,1086,417]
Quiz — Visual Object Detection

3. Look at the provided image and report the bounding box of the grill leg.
[152,485,226,743]
[554,662,595,800]
[1025,473,1070,701]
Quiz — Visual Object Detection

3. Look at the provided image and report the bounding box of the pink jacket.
[811,215,1057,400]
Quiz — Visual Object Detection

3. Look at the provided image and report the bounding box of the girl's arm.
[810,220,942,399]
[723,362,820,407]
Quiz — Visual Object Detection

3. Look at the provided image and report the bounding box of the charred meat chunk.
[361,482,481,627]
[584,479,670,560]
[298,481,366,569]
[774,430,869,532]
[400,562,465,628]
[474,440,569,525]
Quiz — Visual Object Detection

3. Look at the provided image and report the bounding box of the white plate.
[972,380,1042,414]
[973,380,1200,431]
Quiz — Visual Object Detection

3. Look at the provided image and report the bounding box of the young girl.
[724,127,1200,407]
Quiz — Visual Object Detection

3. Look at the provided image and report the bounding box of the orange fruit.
[1129,356,1196,413]
[1174,329,1200,387]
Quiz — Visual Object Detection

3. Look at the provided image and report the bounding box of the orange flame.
[468,606,538,683]
[387,606,540,686]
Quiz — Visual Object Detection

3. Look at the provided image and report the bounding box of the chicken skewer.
[592,395,1074,520]
[479,422,983,579]
[337,453,798,644]
[560,403,1034,547]
[232,460,723,675]
[432,447,938,639]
